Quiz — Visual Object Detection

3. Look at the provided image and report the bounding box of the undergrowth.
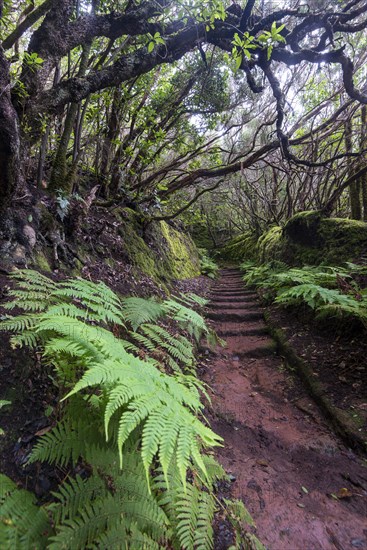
[0,270,263,550]
[240,260,367,328]
[198,249,219,279]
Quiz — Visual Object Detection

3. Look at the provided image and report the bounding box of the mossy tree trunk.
[49,43,91,193]
[360,106,367,221]
[345,116,362,220]
[99,88,123,197]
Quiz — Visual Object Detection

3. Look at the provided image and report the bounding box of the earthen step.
[207,311,264,322]
[215,276,242,280]
[217,327,268,337]
[210,297,257,304]
[209,302,259,311]
[210,291,257,298]
[223,339,277,358]
[212,283,245,290]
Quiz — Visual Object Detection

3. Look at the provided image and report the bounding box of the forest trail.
[204,268,367,550]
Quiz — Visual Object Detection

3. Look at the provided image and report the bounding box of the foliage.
[0,270,255,549]
[275,284,359,310]
[240,261,367,327]
[198,248,219,279]
[0,474,51,548]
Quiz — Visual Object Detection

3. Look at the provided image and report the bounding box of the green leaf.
[235,54,242,70]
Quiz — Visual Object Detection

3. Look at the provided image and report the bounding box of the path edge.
[264,309,367,455]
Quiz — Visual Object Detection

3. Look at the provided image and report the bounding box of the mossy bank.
[220,211,367,265]
[29,205,200,286]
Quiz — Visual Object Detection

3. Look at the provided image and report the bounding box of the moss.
[159,222,200,279]
[319,217,367,263]
[219,232,258,262]
[117,219,161,280]
[114,209,200,282]
[31,250,52,272]
[257,226,283,262]
[283,211,367,264]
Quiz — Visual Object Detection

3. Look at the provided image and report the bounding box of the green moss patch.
[114,209,200,282]
[257,226,283,262]
[219,232,258,262]
[159,222,200,279]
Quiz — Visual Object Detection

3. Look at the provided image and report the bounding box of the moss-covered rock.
[113,208,200,281]
[257,226,283,262]
[159,222,200,279]
[283,211,367,264]
[219,211,367,267]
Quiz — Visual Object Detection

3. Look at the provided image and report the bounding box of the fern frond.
[275,284,358,310]
[51,475,107,525]
[10,269,58,289]
[0,314,40,333]
[176,292,209,308]
[29,413,104,467]
[121,297,165,331]
[0,474,51,548]
[163,299,208,341]
[316,302,367,326]
[138,324,195,369]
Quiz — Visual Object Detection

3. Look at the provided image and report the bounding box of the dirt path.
[204,268,367,550]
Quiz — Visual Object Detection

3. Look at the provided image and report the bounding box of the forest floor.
[1,266,367,549]
[202,267,367,550]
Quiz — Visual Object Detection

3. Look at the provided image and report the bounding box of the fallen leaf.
[301,486,309,494]
[297,503,305,508]
[336,487,353,499]
[256,459,269,467]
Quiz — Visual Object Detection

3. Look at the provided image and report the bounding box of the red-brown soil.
[203,268,367,550]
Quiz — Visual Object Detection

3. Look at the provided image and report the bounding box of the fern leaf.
[0,474,51,548]
[121,297,165,330]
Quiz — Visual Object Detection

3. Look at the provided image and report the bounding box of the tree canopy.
[1,0,367,222]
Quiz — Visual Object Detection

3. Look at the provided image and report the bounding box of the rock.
[12,245,27,266]
[23,224,36,248]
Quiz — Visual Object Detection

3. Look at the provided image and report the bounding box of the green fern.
[275,284,358,310]
[316,300,367,327]
[48,449,169,550]
[0,270,252,549]
[177,292,209,308]
[198,249,219,279]
[0,474,51,548]
[133,323,195,373]
[120,297,165,331]
[162,298,208,341]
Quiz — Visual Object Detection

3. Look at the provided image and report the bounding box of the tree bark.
[0,47,22,209]
[345,116,362,219]
[49,42,91,193]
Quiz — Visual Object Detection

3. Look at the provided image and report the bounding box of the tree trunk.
[0,47,22,210]
[345,116,362,220]
[100,88,121,197]
[49,42,91,193]
[360,106,367,221]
